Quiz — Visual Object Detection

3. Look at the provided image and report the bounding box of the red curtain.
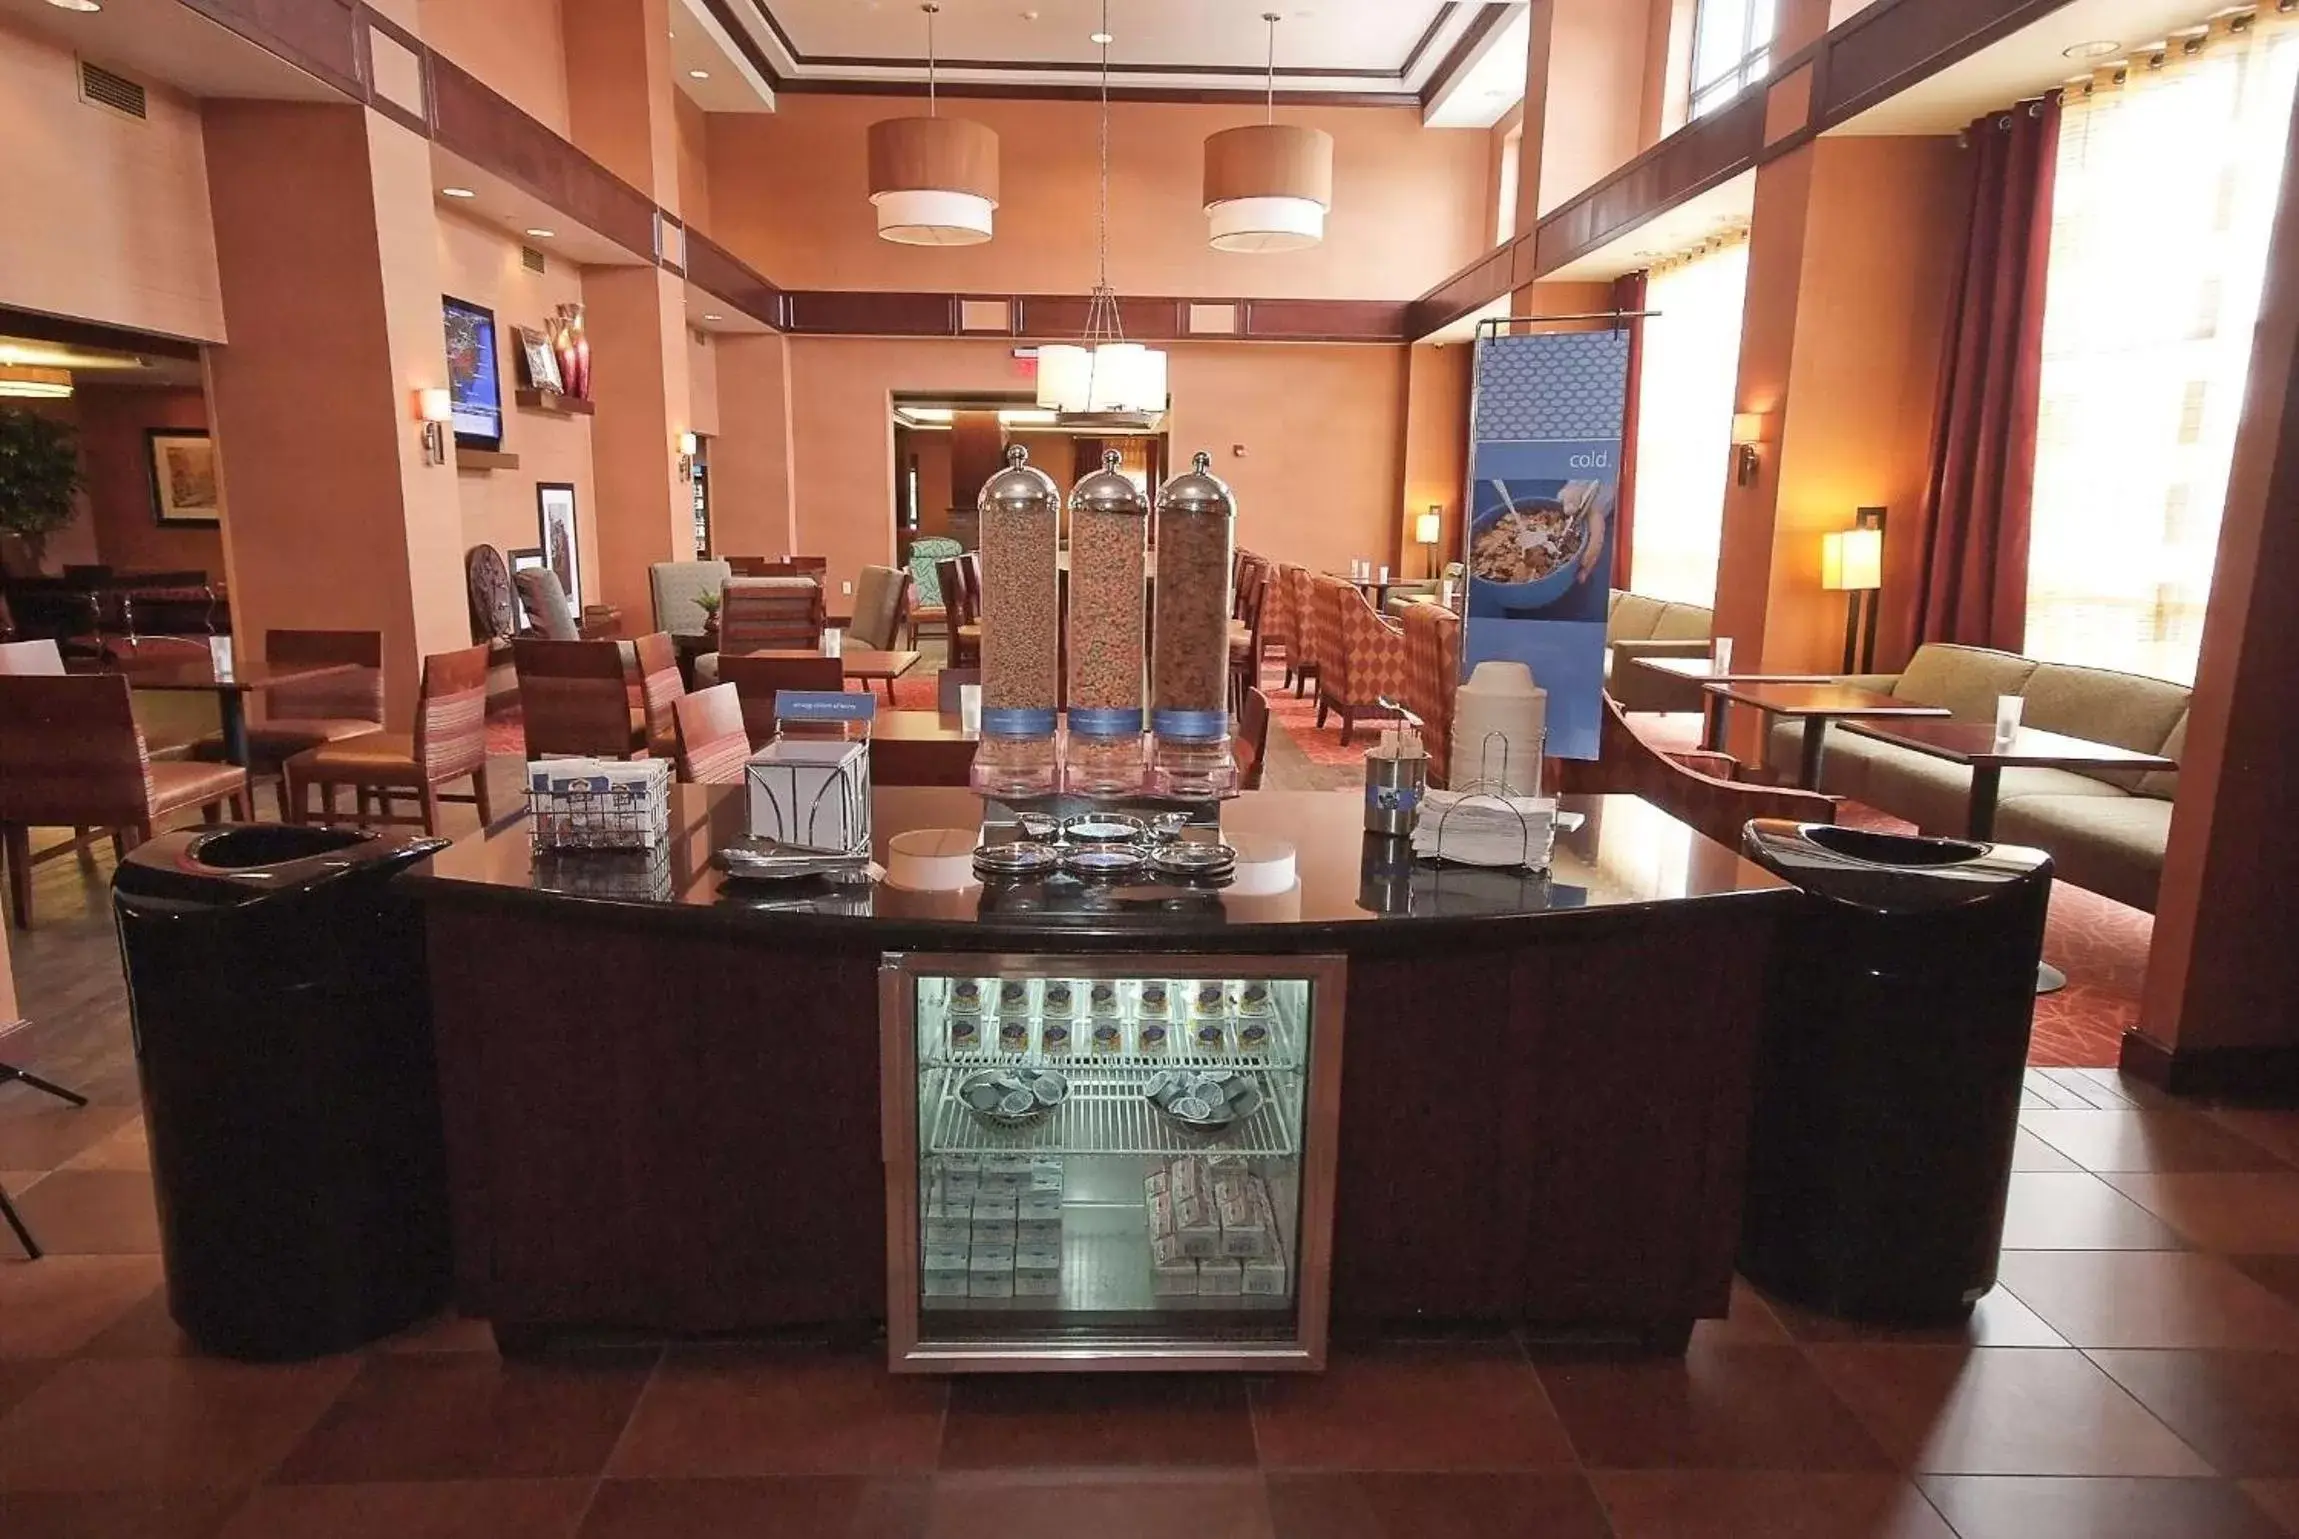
[1611,271,1648,590]
[1908,96,2061,652]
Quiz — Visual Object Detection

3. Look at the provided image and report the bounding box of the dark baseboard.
[2120,1029,2299,1104]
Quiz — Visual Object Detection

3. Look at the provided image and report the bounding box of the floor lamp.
[1415,506,1443,578]
[1820,510,1885,673]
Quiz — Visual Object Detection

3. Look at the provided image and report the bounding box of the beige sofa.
[1764,643,2188,912]
[1606,590,1714,713]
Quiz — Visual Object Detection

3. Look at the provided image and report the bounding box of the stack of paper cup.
[1450,661,1547,793]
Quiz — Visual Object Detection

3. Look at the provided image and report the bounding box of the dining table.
[75,648,359,767]
[869,708,977,787]
[1700,680,1951,789]
[741,648,923,699]
[1630,656,1838,750]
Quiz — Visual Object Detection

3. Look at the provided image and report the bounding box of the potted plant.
[0,406,84,576]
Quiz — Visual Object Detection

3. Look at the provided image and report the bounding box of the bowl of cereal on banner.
[1470,489,1585,611]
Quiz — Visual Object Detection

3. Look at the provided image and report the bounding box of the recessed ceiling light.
[703,313,724,322]
[1090,31,1114,44]
[45,0,104,13]
[688,69,710,79]
[441,186,477,199]
[524,228,555,238]
[2062,39,2122,59]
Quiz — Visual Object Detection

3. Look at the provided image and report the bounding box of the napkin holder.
[744,690,874,856]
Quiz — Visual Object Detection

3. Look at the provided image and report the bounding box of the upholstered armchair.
[850,565,911,651]
[513,567,582,642]
[1313,576,1409,745]
[649,559,733,638]
[1399,601,1461,788]
[1285,566,1321,699]
[693,577,825,686]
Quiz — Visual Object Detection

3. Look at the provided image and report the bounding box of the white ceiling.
[1830,0,2237,135]
[431,149,656,269]
[1423,2,1526,127]
[728,0,1502,100]
[671,0,778,112]
[0,0,341,100]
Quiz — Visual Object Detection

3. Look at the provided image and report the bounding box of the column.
[711,332,799,559]
[202,101,467,726]
[2127,99,2299,1092]
[565,0,692,621]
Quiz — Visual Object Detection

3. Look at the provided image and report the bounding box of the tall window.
[2025,13,2299,683]
[1689,0,1776,119]
[1630,234,1752,607]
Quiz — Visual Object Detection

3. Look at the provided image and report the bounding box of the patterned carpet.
[492,668,2147,1068]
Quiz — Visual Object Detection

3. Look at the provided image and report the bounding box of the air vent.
[78,60,147,121]
[520,245,546,274]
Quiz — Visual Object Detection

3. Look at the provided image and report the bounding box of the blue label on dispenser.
[1367,783,1422,815]
[1067,707,1144,738]
[981,707,1058,737]
[1152,709,1228,741]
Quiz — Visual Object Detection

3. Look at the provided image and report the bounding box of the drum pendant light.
[868,4,999,246]
[1203,13,1333,252]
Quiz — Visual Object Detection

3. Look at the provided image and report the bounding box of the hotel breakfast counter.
[402,785,1795,1358]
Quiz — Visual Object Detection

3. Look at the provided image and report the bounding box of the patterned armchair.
[1399,601,1461,788]
[1260,562,1300,690]
[1312,575,1409,745]
[1285,565,1321,699]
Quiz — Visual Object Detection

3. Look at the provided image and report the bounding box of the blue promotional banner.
[1463,328,1629,762]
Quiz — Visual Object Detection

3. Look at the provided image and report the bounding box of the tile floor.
[5,776,2299,1536]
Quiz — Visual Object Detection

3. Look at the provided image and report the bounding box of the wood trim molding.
[178,0,362,98]
[781,290,1411,343]
[358,6,433,138]
[685,231,786,330]
[1814,0,2070,132]
[428,56,660,263]
[2120,1029,2299,1101]
[0,304,205,361]
[1531,89,1766,279]
[1417,1,1512,109]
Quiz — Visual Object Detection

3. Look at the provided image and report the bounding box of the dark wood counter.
[407,787,1798,1352]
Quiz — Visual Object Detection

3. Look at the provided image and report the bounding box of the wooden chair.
[935,666,981,715]
[284,643,493,837]
[719,577,825,654]
[1559,694,1838,849]
[1236,685,1273,791]
[1229,561,1269,705]
[630,631,684,758]
[937,557,980,668]
[513,639,645,759]
[193,629,385,810]
[904,537,962,649]
[727,556,828,578]
[718,653,844,744]
[0,673,251,928]
[1285,565,1322,699]
[1313,575,1408,745]
[672,683,753,783]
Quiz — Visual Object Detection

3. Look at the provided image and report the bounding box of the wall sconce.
[417,387,453,466]
[1819,505,1886,672]
[1730,411,1769,487]
[1414,505,1443,577]
[676,430,698,481]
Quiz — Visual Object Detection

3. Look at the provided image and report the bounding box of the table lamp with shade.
[1415,505,1443,577]
[1820,507,1885,672]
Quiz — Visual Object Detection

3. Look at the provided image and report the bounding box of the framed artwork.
[515,326,564,394]
[146,429,220,526]
[506,546,547,631]
[536,483,581,610]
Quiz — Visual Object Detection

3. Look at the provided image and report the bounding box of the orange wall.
[710,330,797,560]
[1717,136,1967,676]
[581,263,692,618]
[1400,342,1470,572]
[1532,0,1655,216]
[707,95,1490,300]
[756,336,1411,599]
[0,20,222,342]
[418,0,570,137]
[564,0,677,203]
[674,88,711,230]
[687,326,720,438]
[72,385,226,576]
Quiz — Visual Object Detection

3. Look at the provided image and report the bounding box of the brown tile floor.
[7,772,2299,1536]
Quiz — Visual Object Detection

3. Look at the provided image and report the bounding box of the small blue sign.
[774,690,877,723]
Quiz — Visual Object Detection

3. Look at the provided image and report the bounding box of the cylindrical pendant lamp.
[1037,344,1092,412]
[1204,123,1333,252]
[868,116,999,246]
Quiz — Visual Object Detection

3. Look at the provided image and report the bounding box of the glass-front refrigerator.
[881,952,1345,1371]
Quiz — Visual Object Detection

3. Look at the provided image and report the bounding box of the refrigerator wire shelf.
[924,1065,1302,1158]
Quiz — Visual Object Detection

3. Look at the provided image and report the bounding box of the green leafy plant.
[695,590,723,617]
[0,406,85,571]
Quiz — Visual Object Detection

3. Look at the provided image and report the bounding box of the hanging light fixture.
[0,366,73,400]
[1037,1,1167,416]
[1202,12,1333,252]
[868,3,1000,246]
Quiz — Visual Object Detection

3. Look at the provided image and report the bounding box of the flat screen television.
[442,295,503,451]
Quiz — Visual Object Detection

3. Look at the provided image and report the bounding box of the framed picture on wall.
[506,546,547,631]
[536,483,581,610]
[146,429,220,527]
[515,326,564,394]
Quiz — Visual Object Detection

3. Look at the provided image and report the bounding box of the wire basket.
[527,759,673,852]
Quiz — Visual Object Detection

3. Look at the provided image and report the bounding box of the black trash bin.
[114,823,450,1360]
[1737,820,2052,1323]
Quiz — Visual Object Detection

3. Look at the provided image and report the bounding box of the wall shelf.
[515,389,595,417]
[455,447,522,473]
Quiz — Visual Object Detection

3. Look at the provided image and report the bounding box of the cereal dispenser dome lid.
[1067,448,1150,518]
[977,443,1061,517]
[1155,450,1235,519]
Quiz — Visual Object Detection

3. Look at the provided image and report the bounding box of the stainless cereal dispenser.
[972,445,1062,798]
[1149,451,1238,798]
[1064,450,1151,795]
